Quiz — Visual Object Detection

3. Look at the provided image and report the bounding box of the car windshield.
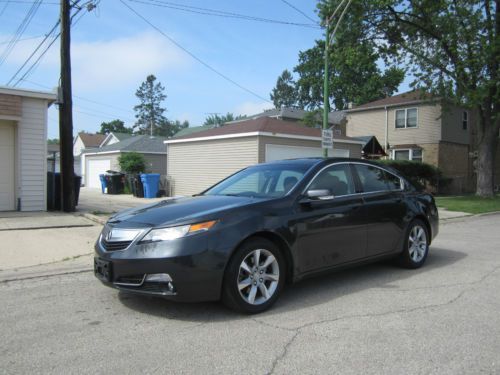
[203,163,312,198]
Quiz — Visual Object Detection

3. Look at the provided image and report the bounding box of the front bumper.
[94,230,230,302]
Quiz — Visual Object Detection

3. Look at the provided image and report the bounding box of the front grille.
[101,238,132,251]
[116,275,144,284]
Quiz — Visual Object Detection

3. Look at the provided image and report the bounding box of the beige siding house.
[346,91,477,193]
[0,86,57,211]
[166,117,363,196]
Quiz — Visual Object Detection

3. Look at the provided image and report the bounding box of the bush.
[378,159,442,191]
[118,152,146,174]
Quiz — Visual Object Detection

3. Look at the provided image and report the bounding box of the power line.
[0,0,10,17]
[6,20,60,85]
[0,34,45,45]
[0,0,43,66]
[121,0,272,104]
[279,0,317,24]
[127,0,320,29]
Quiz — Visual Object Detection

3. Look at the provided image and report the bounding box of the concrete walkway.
[0,211,95,231]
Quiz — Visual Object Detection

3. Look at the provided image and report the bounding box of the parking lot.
[1,213,499,374]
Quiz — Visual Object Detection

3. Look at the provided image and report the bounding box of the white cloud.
[233,101,272,117]
[2,31,189,91]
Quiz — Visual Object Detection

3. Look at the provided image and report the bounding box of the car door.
[351,163,407,257]
[293,163,366,274]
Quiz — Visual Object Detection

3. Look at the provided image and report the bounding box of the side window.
[309,164,355,196]
[354,164,393,193]
[275,170,302,194]
[384,171,403,190]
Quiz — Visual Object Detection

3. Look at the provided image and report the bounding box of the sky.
[0,0,410,139]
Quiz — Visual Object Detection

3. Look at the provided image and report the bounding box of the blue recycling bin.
[99,174,107,194]
[140,173,160,198]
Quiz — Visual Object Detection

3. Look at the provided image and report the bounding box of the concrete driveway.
[0,214,499,374]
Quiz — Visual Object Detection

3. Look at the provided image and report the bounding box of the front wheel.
[222,238,285,314]
[397,219,429,269]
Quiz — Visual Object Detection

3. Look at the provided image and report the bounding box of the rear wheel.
[222,238,285,314]
[397,219,429,269]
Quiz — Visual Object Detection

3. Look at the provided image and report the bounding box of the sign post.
[322,129,333,157]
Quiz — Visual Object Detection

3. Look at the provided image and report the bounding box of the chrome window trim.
[301,161,405,199]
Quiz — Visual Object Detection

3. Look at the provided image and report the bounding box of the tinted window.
[354,164,401,193]
[309,164,355,196]
[204,163,311,198]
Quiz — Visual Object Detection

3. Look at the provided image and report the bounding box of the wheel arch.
[413,214,432,244]
[227,231,295,284]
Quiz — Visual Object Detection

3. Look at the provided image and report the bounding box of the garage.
[87,159,111,189]
[265,144,349,162]
[0,121,15,211]
[166,117,364,196]
[0,87,56,212]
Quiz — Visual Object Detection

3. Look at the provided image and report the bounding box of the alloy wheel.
[237,249,280,305]
[408,225,427,262]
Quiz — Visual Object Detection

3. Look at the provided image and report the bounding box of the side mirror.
[306,189,334,200]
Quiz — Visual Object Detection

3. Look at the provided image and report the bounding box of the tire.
[222,237,285,314]
[397,219,429,269]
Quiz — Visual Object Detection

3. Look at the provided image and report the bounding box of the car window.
[204,163,312,198]
[354,164,400,193]
[309,164,355,196]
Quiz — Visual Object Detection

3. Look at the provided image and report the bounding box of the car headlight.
[140,220,217,243]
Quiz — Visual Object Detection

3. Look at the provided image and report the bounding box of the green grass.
[435,195,500,214]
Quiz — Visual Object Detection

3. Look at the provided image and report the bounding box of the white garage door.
[87,159,111,189]
[265,144,349,162]
[0,121,15,211]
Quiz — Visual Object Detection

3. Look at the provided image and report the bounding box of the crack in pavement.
[257,264,500,374]
[0,269,92,284]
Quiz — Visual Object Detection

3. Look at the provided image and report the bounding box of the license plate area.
[94,258,112,282]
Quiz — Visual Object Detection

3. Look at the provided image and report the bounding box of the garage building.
[165,117,364,196]
[0,86,56,212]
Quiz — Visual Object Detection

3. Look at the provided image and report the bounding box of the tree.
[133,74,167,136]
[319,0,499,196]
[118,152,146,174]
[47,138,59,144]
[156,119,189,137]
[290,2,404,111]
[270,70,298,108]
[98,119,132,134]
[203,113,246,126]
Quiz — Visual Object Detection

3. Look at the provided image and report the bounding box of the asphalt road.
[1,214,499,374]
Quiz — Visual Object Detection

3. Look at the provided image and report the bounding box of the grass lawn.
[435,195,500,214]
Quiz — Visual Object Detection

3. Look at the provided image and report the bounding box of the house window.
[395,108,418,128]
[462,111,468,130]
[392,149,423,162]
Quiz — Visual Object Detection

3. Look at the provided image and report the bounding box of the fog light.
[145,273,172,283]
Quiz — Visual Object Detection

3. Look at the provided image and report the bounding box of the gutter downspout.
[384,105,389,159]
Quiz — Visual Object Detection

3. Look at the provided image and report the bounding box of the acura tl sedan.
[94,158,439,313]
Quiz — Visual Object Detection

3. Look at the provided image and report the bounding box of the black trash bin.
[105,171,125,194]
[134,174,144,198]
[47,172,82,210]
[127,175,137,196]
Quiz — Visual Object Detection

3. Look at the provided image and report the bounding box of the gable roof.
[100,132,134,147]
[234,107,346,125]
[166,117,363,145]
[173,125,215,138]
[77,133,106,148]
[83,134,167,154]
[348,90,436,112]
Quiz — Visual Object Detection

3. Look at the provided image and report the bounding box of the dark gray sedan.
[94,158,439,313]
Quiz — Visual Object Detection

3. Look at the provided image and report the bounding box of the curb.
[79,212,108,225]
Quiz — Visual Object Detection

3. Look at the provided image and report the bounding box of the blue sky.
[0,0,408,139]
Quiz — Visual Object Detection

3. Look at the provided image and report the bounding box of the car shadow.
[118,247,466,321]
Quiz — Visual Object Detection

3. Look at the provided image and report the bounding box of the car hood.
[107,195,262,228]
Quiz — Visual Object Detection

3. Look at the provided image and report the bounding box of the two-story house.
[346,90,476,193]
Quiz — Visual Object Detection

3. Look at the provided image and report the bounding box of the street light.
[322,0,353,157]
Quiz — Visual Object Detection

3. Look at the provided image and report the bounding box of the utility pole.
[322,21,330,158]
[322,0,353,158]
[59,0,75,212]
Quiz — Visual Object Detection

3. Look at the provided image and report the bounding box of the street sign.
[322,129,333,149]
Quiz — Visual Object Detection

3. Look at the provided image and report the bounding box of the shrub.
[378,159,442,191]
[118,152,146,174]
